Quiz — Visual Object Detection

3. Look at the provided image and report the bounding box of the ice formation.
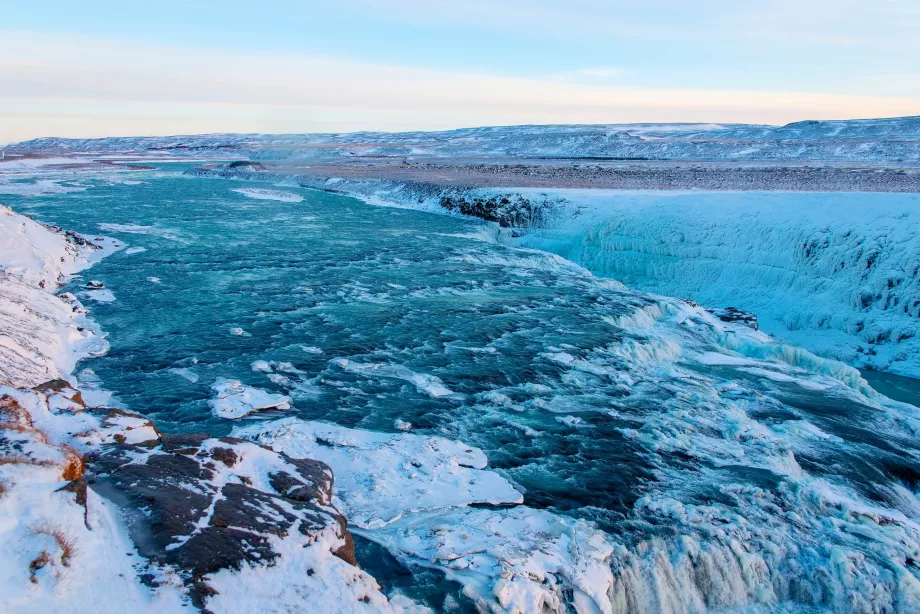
[235,418,523,528]
[510,189,920,377]
[209,378,292,419]
[331,359,456,399]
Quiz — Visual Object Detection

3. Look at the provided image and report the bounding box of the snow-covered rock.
[0,385,192,612]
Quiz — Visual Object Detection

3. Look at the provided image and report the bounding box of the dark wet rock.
[708,306,759,330]
[226,160,267,171]
[85,280,105,289]
[209,446,237,467]
[680,300,759,330]
[438,192,560,228]
[85,432,357,608]
[64,230,100,249]
[277,454,334,504]
[160,432,210,454]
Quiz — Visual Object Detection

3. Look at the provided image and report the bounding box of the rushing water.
[8,165,920,613]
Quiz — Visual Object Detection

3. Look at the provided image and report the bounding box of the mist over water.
[10,165,920,613]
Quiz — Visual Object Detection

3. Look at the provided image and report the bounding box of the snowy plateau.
[1,117,920,614]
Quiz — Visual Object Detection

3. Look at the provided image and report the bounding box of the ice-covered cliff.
[507,190,920,378]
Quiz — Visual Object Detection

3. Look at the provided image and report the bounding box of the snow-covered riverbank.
[0,205,400,612]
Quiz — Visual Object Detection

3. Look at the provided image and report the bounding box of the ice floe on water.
[168,367,199,383]
[98,222,181,241]
[367,507,615,614]
[209,378,291,419]
[232,187,304,202]
[235,417,523,529]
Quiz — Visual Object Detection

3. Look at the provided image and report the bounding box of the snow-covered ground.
[8,115,920,162]
[0,204,121,388]
[0,209,194,610]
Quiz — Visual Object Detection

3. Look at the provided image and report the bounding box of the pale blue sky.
[2,0,919,141]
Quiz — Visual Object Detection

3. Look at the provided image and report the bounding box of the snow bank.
[0,205,120,388]
[512,190,920,377]
[209,378,291,419]
[0,386,192,612]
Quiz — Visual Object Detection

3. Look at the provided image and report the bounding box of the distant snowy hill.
[8,116,920,162]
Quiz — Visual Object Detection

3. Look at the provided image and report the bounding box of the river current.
[8,164,920,613]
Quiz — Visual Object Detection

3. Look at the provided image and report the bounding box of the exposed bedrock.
[2,379,370,612]
[88,430,358,609]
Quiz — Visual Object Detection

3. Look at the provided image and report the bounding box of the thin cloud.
[1,32,918,141]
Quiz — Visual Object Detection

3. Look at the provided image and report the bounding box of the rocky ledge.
[1,380,390,612]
